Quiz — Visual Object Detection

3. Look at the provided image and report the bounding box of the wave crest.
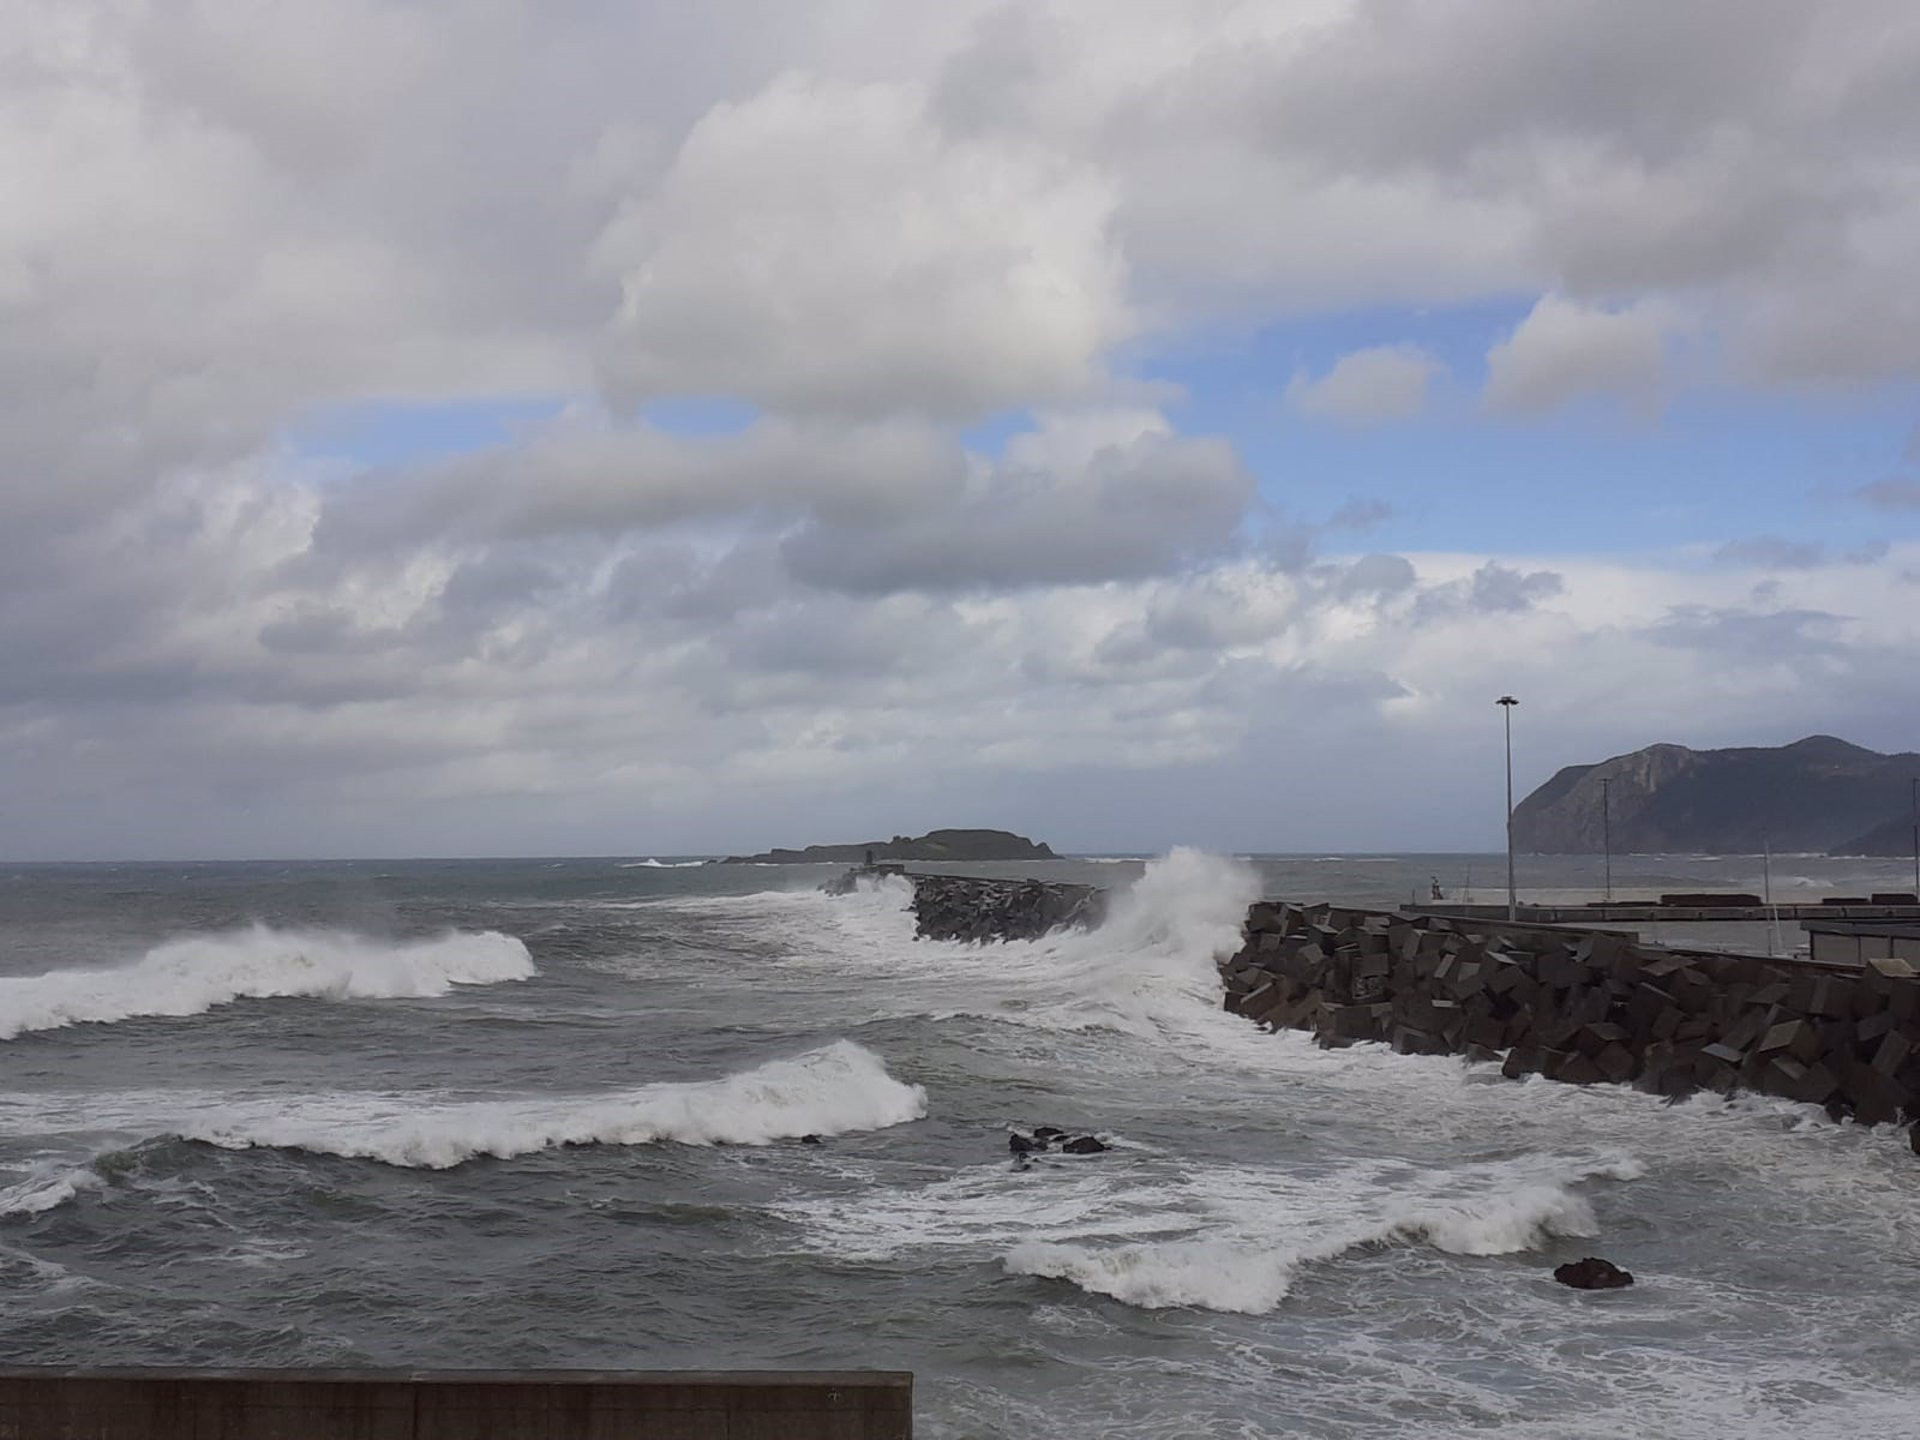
[0,926,535,1041]
[0,1164,104,1218]
[184,1040,925,1169]
[1005,1170,1608,1313]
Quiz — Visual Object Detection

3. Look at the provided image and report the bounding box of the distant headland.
[714,827,1057,865]
[1511,734,1920,855]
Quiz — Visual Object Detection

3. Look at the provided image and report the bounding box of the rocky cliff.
[719,827,1057,864]
[1510,735,1920,855]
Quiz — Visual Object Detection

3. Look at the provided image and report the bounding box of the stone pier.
[1221,901,1920,1125]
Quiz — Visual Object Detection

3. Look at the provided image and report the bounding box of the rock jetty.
[1220,900,1920,1126]
[910,874,1105,943]
[822,865,1106,943]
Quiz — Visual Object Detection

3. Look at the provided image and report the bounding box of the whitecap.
[0,926,535,1041]
[183,1039,925,1169]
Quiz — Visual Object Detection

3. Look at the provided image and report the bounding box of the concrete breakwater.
[1220,901,1920,1128]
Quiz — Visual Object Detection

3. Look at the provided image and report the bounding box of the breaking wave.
[0,927,535,1041]
[0,1164,104,1218]
[183,1040,924,1169]
[1005,1157,1639,1314]
[1005,1178,1606,1313]
[780,1140,1639,1318]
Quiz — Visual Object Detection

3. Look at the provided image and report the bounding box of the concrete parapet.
[1221,901,1920,1129]
[0,1368,913,1440]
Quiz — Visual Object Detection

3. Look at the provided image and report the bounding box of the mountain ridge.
[1510,735,1920,855]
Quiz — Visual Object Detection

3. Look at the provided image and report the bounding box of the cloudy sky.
[4,0,1919,859]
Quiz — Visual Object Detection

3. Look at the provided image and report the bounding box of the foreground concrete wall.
[0,1368,912,1440]
[1221,902,1920,1126]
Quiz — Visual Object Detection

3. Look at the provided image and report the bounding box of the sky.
[3,0,1919,860]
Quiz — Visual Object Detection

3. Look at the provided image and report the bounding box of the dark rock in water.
[1059,1135,1109,1155]
[1554,1257,1634,1289]
[1032,1126,1066,1143]
[1009,1133,1038,1156]
[799,1134,821,1145]
[1909,1123,1920,1157]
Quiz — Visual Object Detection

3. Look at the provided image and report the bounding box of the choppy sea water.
[4,850,1920,1439]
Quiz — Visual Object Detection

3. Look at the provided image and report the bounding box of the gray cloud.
[3,1,1920,856]
[1286,345,1440,423]
[1857,479,1920,510]
[1716,537,1827,569]
[1414,563,1567,621]
[1483,296,1671,414]
[1717,536,1893,568]
[1645,604,1850,659]
[780,424,1253,593]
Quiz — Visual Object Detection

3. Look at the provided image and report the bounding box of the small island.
[714,827,1056,865]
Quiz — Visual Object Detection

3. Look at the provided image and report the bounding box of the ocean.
[4,850,1920,1438]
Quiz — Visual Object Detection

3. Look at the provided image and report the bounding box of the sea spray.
[0,926,535,1040]
[714,849,1262,1040]
[182,1040,926,1169]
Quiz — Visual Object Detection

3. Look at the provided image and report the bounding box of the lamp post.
[1601,776,1613,906]
[1498,695,1519,921]
[1910,776,1918,903]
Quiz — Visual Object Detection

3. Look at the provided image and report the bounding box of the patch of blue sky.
[1140,302,1919,559]
[640,395,760,437]
[959,409,1035,456]
[288,391,766,473]
[287,394,569,470]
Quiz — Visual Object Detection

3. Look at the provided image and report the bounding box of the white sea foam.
[1005,1236,1303,1313]
[0,1164,104,1217]
[779,1140,1636,1315]
[182,1040,925,1169]
[0,926,535,1040]
[1004,1163,1612,1313]
[618,858,707,868]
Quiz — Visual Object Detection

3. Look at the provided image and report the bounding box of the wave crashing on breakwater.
[181,1040,926,1169]
[0,926,536,1041]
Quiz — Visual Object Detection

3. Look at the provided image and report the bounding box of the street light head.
[1496,695,1519,707]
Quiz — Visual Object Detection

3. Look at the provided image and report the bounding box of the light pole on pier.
[1498,695,1519,922]
[1601,777,1613,905]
